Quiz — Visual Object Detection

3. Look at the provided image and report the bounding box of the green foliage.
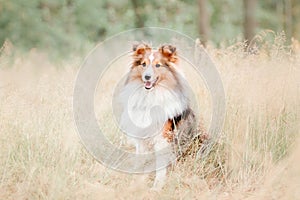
[209,0,244,43]
[0,0,299,56]
[0,0,136,56]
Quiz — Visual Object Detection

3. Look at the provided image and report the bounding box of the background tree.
[284,0,293,39]
[243,0,257,46]
[291,0,300,38]
[131,0,147,28]
[198,0,210,45]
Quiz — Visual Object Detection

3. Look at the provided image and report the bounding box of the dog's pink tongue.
[145,81,152,88]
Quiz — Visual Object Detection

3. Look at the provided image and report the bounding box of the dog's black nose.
[145,75,151,80]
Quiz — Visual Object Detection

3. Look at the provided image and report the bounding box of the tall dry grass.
[0,34,299,199]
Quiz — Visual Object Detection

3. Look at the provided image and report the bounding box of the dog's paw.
[150,179,165,191]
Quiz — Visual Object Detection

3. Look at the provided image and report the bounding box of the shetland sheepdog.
[119,42,203,189]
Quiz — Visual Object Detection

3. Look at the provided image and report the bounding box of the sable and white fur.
[119,42,198,189]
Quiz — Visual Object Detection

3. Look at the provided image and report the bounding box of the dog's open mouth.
[144,77,158,90]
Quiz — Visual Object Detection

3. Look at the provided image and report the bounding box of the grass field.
[0,37,299,199]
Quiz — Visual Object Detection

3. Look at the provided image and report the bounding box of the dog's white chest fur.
[119,82,188,138]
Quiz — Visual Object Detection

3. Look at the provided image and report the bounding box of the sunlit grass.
[0,35,299,199]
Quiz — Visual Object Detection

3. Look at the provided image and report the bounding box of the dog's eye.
[155,63,161,68]
[141,62,146,67]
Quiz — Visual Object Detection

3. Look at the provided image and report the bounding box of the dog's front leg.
[151,136,172,190]
[134,139,145,154]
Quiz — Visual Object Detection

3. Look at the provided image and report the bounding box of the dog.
[118,42,205,190]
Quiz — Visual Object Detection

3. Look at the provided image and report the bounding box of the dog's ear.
[132,42,151,56]
[159,44,178,63]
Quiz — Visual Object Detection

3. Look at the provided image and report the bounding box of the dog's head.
[130,42,179,90]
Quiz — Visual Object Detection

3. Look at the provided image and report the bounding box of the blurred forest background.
[0,0,300,56]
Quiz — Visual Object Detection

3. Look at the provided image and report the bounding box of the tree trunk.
[291,0,300,38]
[198,0,210,46]
[243,0,257,45]
[284,0,293,39]
[131,0,146,28]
